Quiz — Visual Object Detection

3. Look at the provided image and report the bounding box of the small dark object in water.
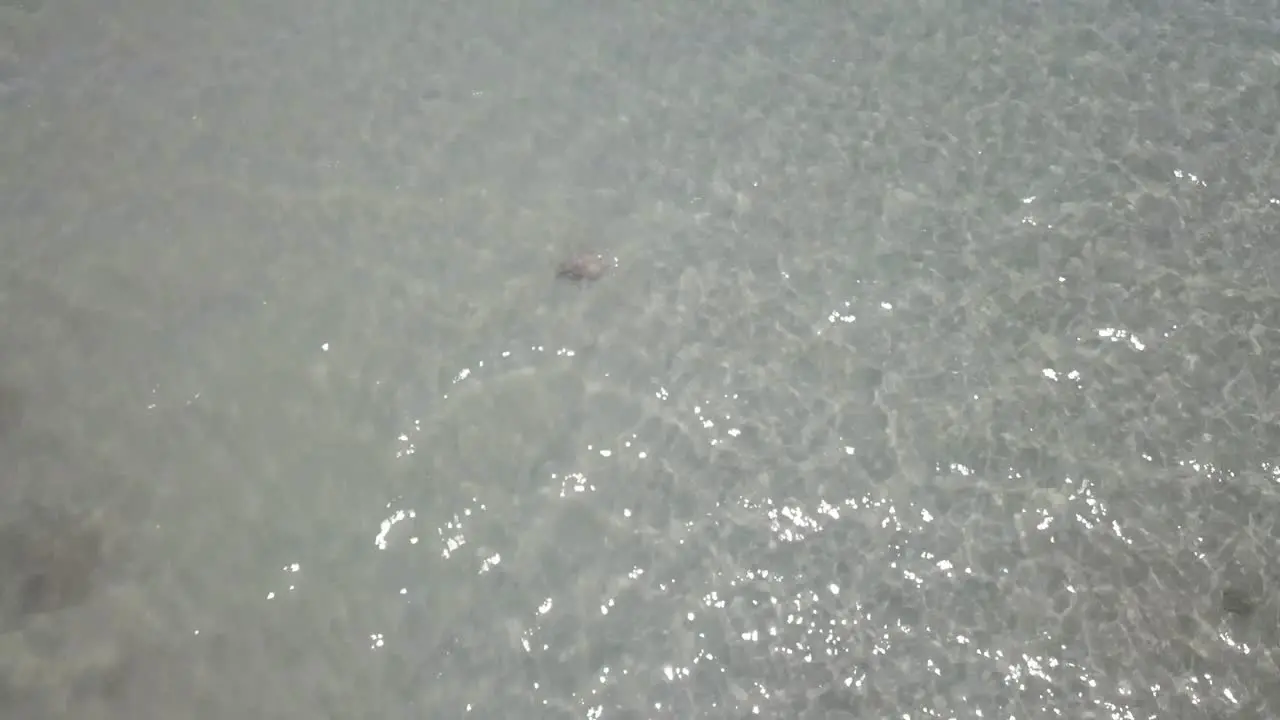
[556,253,610,282]
[1221,587,1256,617]
[0,383,22,440]
[0,505,103,618]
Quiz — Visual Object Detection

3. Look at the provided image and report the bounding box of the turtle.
[555,252,612,282]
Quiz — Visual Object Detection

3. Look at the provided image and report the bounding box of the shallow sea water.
[1,0,1279,717]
